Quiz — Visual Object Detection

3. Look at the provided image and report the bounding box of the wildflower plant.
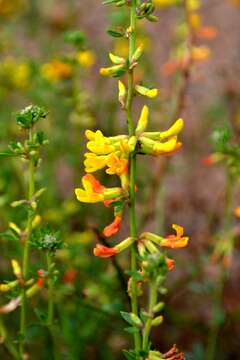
[0,105,50,358]
[75,0,189,358]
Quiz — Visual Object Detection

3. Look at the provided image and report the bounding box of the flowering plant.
[75,0,189,358]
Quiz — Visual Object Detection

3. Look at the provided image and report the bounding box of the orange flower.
[161,224,189,249]
[93,244,119,257]
[166,257,175,271]
[103,216,122,237]
[197,26,218,40]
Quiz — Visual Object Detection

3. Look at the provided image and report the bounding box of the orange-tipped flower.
[93,244,119,258]
[161,224,189,249]
[166,257,175,271]
[103,216,122,237]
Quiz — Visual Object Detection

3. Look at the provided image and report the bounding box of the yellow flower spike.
[161,224,189,248]
[159,118,184,140]
[109,53,125,65]
[84,153,109,173]
[136,105,149,136]
[106,154,128,176]
[135,85,158,98]
[86,129,115,155]
[11,259,22,279]
[76,50,96,68]
[118,80,127,108]
[191,46,211,61]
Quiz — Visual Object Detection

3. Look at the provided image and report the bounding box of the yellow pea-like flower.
[85,129,115,155]
[161,224,189,248]
[84,153,109,173]
[106,154,128,176]
[159,118,184,139]
[75,174,105,203]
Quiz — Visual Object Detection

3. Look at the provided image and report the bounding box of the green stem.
[206,172,233,360]
[47,252,54,327]
[126,0,141,352]
[142,282,158,352]
[19,129,35,358]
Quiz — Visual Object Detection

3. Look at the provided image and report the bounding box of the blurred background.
[0,0,240,359]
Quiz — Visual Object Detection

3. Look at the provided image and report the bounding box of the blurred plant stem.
[19,129,35,358]
[142,282,158,352]
[206,172,233,360]
[0,317,18,359]
[126,0,141,352]
[47,252,54,327]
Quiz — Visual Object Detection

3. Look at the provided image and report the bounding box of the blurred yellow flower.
[0,58,30,89]
[191,46,210,61]
[41,60,72,82]
[76,50,96,68]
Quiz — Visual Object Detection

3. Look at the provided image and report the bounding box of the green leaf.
[120,311,142,327]
[0,230,19,241]
[123,350,137,360]
[107,29,124,38]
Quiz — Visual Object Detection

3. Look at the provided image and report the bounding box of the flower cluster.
[75,104,184,247]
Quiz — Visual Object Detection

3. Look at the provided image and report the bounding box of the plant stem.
[142,282,158,352]
[126,0,141,352]
[19,129,35,358]
[47,252,54,327]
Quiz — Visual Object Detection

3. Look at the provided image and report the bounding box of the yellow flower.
[189,13,201,30]
[106,154,128,175]
[161,224,189,248]
[84,153,109,173]
[75,174,123,204]
[135,85,158,98]
[191,46,210,61]
[75,174,105,203]
[153,0,179,7]
[76,50,96,68]
[41,60,72,82]
[85,129,115,155]
[0,58,30,89]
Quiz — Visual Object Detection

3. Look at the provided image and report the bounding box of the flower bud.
[135,85,158,98]
[109,53,125,65]
[136,105,149,136]
[118,80,126,108]
[151,315,164,326]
